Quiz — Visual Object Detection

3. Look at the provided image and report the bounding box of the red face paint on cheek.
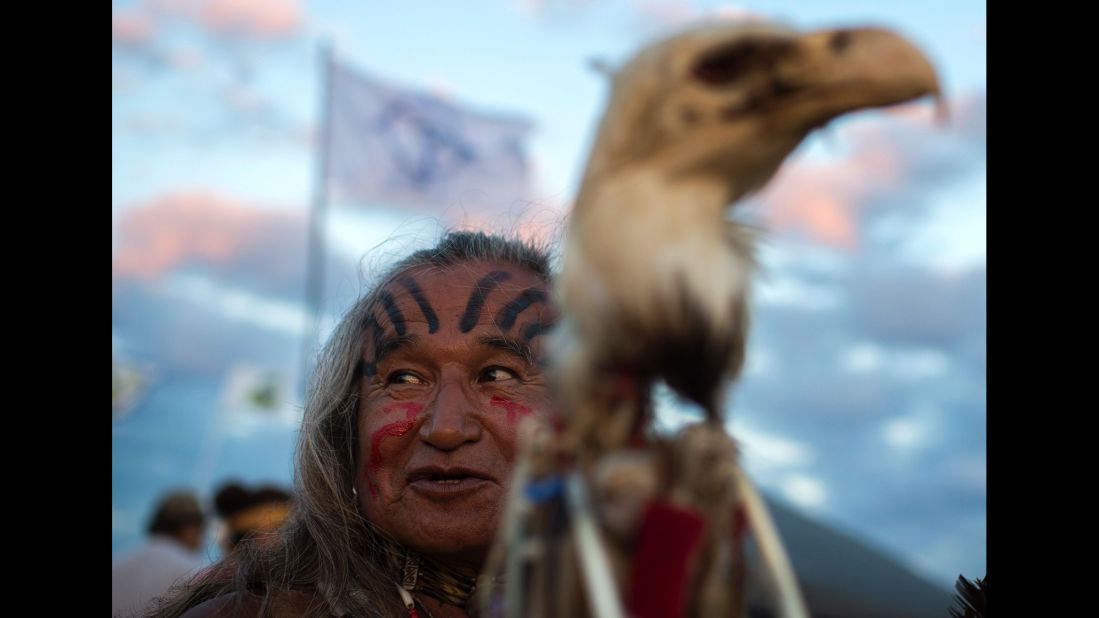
[365,403,423,497]
[490,396,532,424]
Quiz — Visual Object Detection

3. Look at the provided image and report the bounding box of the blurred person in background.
[113,490,208,617]
[151,231,558,617]
[213,482,294,554]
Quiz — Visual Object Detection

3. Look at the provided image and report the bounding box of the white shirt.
[112,536,206,617]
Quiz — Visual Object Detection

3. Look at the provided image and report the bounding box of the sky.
[112,0,986,591]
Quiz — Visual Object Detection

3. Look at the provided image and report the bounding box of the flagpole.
[300,40,335,402]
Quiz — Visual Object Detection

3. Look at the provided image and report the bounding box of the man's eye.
[480,367,519,382]
[388,372,425,385]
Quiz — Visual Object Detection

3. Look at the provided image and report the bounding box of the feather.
[949,574,987,618]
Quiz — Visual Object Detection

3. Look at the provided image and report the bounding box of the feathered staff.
[481,19,942,618]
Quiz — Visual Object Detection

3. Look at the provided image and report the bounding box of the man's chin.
[403,525,495,573]
[394,495,501,569]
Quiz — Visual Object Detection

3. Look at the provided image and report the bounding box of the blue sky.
[113,0,985,590]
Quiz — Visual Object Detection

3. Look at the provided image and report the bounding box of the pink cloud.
[757,141,906,250]
[872,93,984,142]
[196,0,302,39]
[444,193,568,248]
[750,94,982,250]
[119,0,303,47]
[880,102,937,127]
[514,214,569,247]
[113,11,155,45]
[762,187,858,250]
[113,191,307,296]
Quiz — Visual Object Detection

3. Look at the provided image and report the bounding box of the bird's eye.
[388,372,426,385]
[481,367,519,383]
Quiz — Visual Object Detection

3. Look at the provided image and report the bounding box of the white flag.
[112,358,155,422]
[325,58,532,212]
[220,364,296,425]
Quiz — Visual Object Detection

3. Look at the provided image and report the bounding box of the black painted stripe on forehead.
[360,315,386,378]
[521,320,556,342]
[459,270,512,333]
[378,291,407,337]
[368,314,385,354]
[362,317,419,380]
[359,359,377,378]
[495,288,548,332]
[396,275,439,334]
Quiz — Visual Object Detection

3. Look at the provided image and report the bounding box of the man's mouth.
[406,466,496,498]
[421,474,476,485]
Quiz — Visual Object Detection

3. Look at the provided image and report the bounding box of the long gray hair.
[151,231,554,618]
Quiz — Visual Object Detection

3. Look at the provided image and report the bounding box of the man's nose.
[419,375,482,451]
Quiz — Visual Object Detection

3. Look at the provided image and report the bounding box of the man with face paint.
[156,232,557,618]
[357,259,556,577]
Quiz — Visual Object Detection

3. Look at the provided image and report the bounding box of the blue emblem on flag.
[325,59,531,211]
